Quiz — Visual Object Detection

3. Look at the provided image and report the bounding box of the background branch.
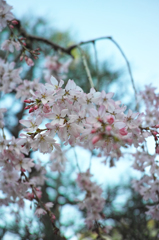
[16,20,137,101]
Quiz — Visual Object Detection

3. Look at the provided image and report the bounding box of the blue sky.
[8,0,159,89]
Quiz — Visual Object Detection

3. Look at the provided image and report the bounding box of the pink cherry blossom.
[26,57,34,66]
[0,0,14,31]
[43,103,51,113]
[119,127,128,136]
[1,39,21,52]
[35,208,47,217]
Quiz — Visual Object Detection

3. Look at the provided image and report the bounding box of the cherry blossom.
[35,208,47,217]
[1,39,20,52]
[0,108,7,128]
[1,1,159,234]
[19,116,42,132]
[49,150,67,172]
[77,170,105,228]
[0,0,14,31]
[0,59,22,93]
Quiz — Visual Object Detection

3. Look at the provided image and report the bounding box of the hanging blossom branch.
[21,171,64,237]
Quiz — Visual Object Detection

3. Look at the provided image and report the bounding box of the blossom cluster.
[17,75,155,225]
[131,86,159,219]
[16,78,40,102]
[0,0,14,31]
[0,110,53,222]
[0,58,22,93]
[0,107,6,128]
[140,84,159,127]
[1,38,21,52]
[77,170,105,228]
[2,71,151,226]
[0,103,49,216]
[1,0,159,235]
[0,133,34,206]
[44,55,71,82]
[20,76,146,160]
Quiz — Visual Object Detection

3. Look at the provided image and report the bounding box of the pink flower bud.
[29,107,34,113]
[92,135,102,144]
[20,55,23,61]
[119,127,128,136]
[34,105,39,110]
[155,125,159,128]
[98,118,103,123]
[152,131,158,136]
[36,190,42,199]
[26,192,34,201]
[12,20,18,25]
[19,37,26,40]
[97,153,102,157]
[91,128,97,134]
[51,214,56,222]
[9,25,14,29]
[156,146,159,154]
[24,106,30,110]
[107,116,114,125]
[26,58,34,67]
[43,104,51,113]
[23,42,26,46]
[106,125,112,131]
[21,167,26,172]
[24,99,31,103]
[127,138,133,144]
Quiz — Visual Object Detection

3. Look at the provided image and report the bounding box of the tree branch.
[26,34,74,58]
[16,21,137,103]
[15,21,74,58]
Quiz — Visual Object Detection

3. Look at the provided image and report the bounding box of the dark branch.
[16,21,137,102]
[27,34,74,58]
[15,21,74,58]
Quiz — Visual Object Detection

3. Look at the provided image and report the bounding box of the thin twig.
[73,148,81,173]
[67,36,112,52]
[110,38,137,99]
[78,46,94,88]
[92,41,99,90]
